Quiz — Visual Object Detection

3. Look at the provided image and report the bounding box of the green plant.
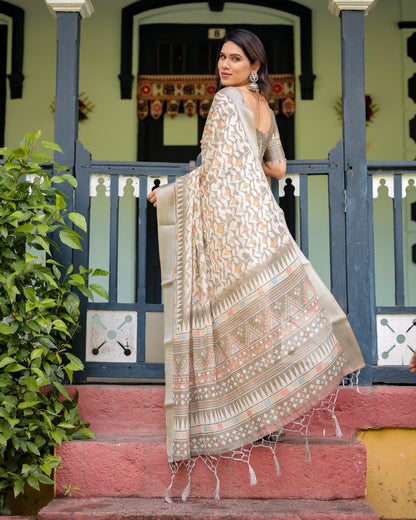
[0,131,108,514]
[61,483,80,498]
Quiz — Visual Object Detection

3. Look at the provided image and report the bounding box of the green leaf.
[58,422,76,429]
[65,352,84,370]
[77,285,94,300]
[33,267,58,288]
[63,292,80,317]
[60,173,77,188]
[1,247,17,259]
[27,474,40,491]
[37,223,49,235]
[26,252,38,262]
[36,235,51,255]
[30,348,43,361]
[42,140,62,153]
[53,381,71,400]
[59,228,81,250]
[55,194,66,210]
[40,463,52,477]
[0,356,15,368]
[5,362,26,372]
[52,319,68,332]
[68,212,87,232]
[0,323,13,335]
[50,175,65,184]
[22,286,36,302]
[24,376,39,393]
[18,401,40,409]
[40,412,52,429]
[26,441,41,456]
[64,368,73,384]
[70,273,85,285]
[13,479,25,498]
[37,473,54,485]
[10,210,27,220]
[21,464,34,476]
[51,430,62,445]
[91,268,110,277]
[89,284,109,300]
[17,222,35,233]
[27,319,42,332]
[72,428,95,439]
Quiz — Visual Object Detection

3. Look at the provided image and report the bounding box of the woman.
[148,28,364,492]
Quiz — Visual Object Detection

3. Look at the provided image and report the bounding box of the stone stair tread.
[72,385,416,438]
[84,433,362,446]
[56,434,367,500]
[38,497,379,520]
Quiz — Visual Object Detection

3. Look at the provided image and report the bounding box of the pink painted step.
[69,385,416,437]
[55,435,367,500]
[38,497,379,520]
[0,517,37,520]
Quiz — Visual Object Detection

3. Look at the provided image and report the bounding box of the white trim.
[328,0,377,17]
[44,0,94,19]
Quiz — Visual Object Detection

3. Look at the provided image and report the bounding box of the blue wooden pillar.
[340,9,375,384]
[54,11,80,171]
[52,11,81,268]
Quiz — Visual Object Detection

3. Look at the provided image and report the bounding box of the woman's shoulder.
[214,87,243,102]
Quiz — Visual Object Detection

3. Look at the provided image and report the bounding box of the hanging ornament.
[199,99,212,118]
[137,99,149,120]
[268,98,280,116]
[282,98,295,118]
[184,99,197,117]
[150,100,164,120]
[166,100,180,119]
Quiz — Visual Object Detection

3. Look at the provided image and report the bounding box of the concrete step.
[69,385,416,438]
[55,434,367,500]
[38,497,380,520]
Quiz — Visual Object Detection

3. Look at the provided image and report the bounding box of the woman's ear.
[252,60,260,74]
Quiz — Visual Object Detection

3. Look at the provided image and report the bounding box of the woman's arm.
[262,115,286,180]
[262,158,286,180]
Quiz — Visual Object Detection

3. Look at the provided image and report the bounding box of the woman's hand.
[147,188,158,207]
[262,159,286,180]
[409,351,416,373]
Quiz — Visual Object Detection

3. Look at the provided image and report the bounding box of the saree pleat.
[157,87,365,463]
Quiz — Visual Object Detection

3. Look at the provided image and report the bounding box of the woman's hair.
[216,28,273,98]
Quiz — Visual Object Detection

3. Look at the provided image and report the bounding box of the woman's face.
[218,41,258,89]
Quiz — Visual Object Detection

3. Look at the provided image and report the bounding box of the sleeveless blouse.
[256,111,285,163]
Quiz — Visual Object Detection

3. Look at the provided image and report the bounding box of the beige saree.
[157,87,365,465]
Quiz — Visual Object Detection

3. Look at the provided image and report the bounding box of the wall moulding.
[328,0,378,17]
[44,0,95,19]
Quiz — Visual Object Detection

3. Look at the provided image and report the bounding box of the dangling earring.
[248,72,259,92]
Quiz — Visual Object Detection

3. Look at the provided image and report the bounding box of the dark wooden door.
[138,24,294,162]
[0,25,7,147]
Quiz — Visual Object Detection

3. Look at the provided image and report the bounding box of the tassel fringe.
[165,384,359,500]
[248,462,257,485]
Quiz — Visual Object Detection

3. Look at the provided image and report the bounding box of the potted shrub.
[0,132,107,514]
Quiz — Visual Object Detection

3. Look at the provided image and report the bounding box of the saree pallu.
[157,87,365,464]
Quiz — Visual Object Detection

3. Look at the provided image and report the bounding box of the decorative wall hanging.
[50,91,94,123]
[120,2,314,100]
[137,74,296,120]
[334,94,379,126]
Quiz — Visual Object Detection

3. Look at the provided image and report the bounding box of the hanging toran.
[137,74,296,120]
